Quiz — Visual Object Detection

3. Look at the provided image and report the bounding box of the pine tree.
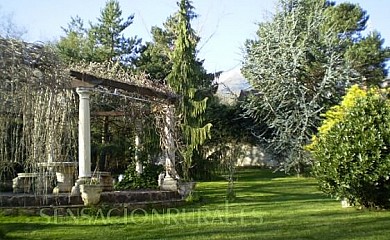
[57,16,94,62]
[344,31,390,85]
[323,2,390,85]
[135,5,214,86]
[134,20,176,83]
[91,0,141,63]
[57,0,141,65]
[167,0,211,181]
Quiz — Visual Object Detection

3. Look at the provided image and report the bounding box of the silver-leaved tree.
[242,0,390,173]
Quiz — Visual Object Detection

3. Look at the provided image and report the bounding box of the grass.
[1,168,390,239]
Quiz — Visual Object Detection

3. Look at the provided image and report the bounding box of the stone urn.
[80,184,102,206]
[178,181,196,198]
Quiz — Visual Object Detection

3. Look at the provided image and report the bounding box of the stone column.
[76,87,92,179]
[71,87,92,196]
[160,104,178,191]
[135,134,143,174]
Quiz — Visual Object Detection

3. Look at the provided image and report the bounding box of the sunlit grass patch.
[2,168,390,240]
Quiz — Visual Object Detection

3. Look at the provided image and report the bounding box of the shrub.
[114,163,163,190]
[307,85,390,209]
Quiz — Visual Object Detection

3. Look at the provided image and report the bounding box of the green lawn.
[1,168,390,240]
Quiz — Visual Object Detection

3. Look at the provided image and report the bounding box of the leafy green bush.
[308,85,390,208]
[114,163,163,190]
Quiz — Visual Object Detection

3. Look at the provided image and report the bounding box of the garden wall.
[235,144,277,167]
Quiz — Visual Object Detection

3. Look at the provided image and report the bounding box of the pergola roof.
[0,37,178,106]
[70,70,178,104]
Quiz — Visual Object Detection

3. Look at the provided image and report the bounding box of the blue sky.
[2,0,389,72]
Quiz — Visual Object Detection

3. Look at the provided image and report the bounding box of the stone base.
[160,175,178,191]
[0,190,182,208]
[70,177,90,196]
[55,171,74,193]
[12,173,38,193]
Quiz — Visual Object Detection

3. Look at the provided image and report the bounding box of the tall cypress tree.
[167,0,211,181]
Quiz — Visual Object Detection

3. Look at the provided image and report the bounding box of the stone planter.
[37,161,78,193]
[178,181,196,198]
[80,184,102,206]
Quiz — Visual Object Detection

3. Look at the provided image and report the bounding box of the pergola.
[69,70,180,193]
[0,38,179,193]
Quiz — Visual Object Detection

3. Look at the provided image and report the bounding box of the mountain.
[215,67,251,104]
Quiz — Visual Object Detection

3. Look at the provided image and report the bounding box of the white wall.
[235,144,278,167]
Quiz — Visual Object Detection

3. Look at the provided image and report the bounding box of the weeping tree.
[167,0,212,181]
[0,38,77,191]
[242,0,389,173]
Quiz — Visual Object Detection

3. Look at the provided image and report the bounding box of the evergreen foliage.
[242,0,389,172]
[134,17,178,83]
[91,0,141,63]
[323,2,390,85]
[57,0,141,65]
[167,0,212,181]
[345,31,390,85]
[115,162,163,190]
[242,0,353,172]
[57,16,92,62]
[308,85,390,209]
[134,4,211,86]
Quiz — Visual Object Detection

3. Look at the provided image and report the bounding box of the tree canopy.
[242,0,389,172]
[134,16,177,83]
[57,0,141,65]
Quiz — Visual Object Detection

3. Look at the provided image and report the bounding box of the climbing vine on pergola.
[0,38,178,183]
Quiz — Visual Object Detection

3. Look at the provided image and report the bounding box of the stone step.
[0,199,185,216]
[0,190,182,208]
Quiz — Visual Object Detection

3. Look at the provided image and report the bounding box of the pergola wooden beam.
[91,111,127,117]
[69,70,178,104]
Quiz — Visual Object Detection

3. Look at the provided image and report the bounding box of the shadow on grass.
[235,167,288,181]
[4,168,389,240]
[0,222,127,240]
[1,223,50,240]
[120,212,390,240]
